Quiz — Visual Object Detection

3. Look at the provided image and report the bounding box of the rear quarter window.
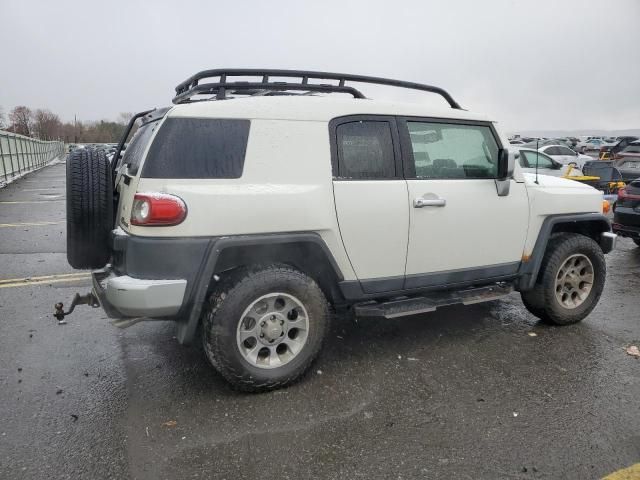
[142,118,250,179]
[122,121,160,175]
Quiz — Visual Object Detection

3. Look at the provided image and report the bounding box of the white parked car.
[538,144,591,169]
[58,69,616,391]
[512,148,584,177]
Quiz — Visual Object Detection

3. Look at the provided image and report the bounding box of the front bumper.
[600,231,617,253]
[92,266,187,318]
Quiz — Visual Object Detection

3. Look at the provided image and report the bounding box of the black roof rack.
[173,69,462,109]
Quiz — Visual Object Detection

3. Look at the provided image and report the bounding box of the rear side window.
[122,121,160,175]
[142,118,250,179]
[336,121,396,179]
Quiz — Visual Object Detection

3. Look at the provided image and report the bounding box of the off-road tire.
[202,264,330,392]
[521,233,606,325]
[66,148,113,269]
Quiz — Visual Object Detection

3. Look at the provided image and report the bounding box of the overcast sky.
[1,0,639,132]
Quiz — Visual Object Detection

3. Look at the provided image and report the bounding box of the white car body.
[538,144,591,169]
[116,96,604,285]
[511,147,584,178]
[60,69,618,391]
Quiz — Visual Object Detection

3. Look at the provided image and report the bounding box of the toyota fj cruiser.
[59,69,616,391]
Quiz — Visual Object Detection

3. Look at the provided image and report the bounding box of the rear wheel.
[202,265,329,392]
[521,233,605,325]
[66,148,113,269]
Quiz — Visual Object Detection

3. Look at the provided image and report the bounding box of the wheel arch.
[176,233,344,344]
[517,213,611,292]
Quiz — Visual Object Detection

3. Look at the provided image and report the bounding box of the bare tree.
[0,106,6,130]
[9,106,33,136]
[118,112,135,125]
[33,109,62,140]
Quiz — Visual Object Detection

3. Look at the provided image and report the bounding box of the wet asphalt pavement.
[0,162,639,480]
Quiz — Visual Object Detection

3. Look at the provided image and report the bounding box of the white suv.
[59,69,616,391]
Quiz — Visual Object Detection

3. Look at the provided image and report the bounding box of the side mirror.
[495,148,513,197]
[497,148,513,180]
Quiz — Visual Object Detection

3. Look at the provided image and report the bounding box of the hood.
[522,172,595,190]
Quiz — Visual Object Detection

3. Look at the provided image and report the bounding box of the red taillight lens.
[131,193,187,226]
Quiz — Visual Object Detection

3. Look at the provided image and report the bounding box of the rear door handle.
[414,196,446,208]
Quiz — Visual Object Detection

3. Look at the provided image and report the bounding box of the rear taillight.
[131,193,187,226]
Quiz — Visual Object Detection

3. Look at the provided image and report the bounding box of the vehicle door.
[399,118,528,288]
[331,116,409,293]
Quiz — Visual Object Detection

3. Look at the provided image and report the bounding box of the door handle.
[414,196,446,208]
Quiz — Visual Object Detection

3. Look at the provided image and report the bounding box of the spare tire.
[66,148,114,269]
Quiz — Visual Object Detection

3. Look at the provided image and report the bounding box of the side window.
[558,146,575,155]
[406,122,499,179]
[544,146,559,156]
[142,118,250,179]
[522,151,555,169]
[336,121,396,179]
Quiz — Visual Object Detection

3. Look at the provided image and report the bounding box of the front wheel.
[202,265,329,392]
[521,233,606,325]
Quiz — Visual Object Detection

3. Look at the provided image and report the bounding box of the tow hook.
[54,292,100,324]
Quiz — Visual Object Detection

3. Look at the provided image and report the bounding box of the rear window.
[142,118,250,179]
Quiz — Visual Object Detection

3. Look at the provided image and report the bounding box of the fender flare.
[517,213,611,291]
[176,233,344,344]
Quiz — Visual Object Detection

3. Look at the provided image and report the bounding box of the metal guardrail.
[0,130,64,184]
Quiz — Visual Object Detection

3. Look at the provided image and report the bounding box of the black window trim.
[396,116,504,180]
[329,115,403,181]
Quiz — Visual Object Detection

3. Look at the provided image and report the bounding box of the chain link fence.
[0,130,65,185]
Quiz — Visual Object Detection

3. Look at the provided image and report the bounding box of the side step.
[354,283,513,319]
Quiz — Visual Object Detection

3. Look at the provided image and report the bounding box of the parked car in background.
[614,141,640,182]
[612,179,640,247]
[599,136,639,160]
[513,148,584,177]
[578,138,606,153]
[539,144,591,168]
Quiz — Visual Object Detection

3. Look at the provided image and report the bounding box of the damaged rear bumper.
[92,267,187,318]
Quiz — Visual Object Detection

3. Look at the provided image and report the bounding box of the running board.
[354,284,513,319]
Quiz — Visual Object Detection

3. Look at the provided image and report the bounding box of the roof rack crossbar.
[173,81,366,104]
[172,69,462,109]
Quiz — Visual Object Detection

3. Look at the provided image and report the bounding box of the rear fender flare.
[176,233,343,344]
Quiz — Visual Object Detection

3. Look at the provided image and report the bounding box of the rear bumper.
[612,223,640,240]
[92,266,187,319]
